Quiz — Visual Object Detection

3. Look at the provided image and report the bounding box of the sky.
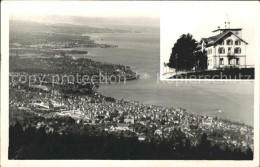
[6,1,160,19]
[161,1,260,69]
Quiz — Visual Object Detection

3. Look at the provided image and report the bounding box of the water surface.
[71,32,254,127]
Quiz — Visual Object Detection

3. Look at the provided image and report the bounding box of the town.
[9,56,253,152]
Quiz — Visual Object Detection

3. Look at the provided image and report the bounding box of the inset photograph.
[161,4,256,80]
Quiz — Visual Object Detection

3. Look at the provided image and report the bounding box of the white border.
[1,1,259,167]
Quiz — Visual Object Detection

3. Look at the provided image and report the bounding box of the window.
[226,39,233,45]
[218,47,225,54]
[220,40,224,45]
[220,58,224,65]
[228,59,231,65]
[235,40,241,45]
[234,47,241,54]
[228,47,232,54]
[236,58,240,65]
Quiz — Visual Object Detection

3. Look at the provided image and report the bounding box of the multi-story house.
[198,27,248,70]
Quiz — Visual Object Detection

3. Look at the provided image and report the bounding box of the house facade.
[198,27,248,70]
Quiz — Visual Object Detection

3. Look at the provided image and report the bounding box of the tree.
[60,50,66,57]
[168,34,198,71]
[194,50,208,71]
[9,121,253,160]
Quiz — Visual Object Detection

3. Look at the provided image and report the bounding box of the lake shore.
[67,32,254,127]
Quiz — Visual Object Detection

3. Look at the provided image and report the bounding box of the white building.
[198,27,248,70]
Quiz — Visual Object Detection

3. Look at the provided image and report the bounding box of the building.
[197,25,248,70]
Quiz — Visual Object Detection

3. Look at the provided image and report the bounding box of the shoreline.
[50,31,253,127]
[98,88,253,128]
[9,54,253,128]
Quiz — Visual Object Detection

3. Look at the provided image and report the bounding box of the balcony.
[227,52,236,58]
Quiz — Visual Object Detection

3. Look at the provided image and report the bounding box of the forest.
[9,121,253,160]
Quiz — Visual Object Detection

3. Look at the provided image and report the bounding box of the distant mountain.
[10,14,159,33]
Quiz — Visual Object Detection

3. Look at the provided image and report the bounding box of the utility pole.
[245,57,247,68]
[175,55,178,76]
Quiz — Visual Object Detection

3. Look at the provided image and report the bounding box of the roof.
[201,32,227,45]
[212,28,242,33]
[201,30,248,47]
[117,123,129,127]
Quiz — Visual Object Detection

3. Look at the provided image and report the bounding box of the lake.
[71,32,254,127]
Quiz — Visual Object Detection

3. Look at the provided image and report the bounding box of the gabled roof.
[201,32,225,45]
[201,30,248,47]
[196,45,202,50]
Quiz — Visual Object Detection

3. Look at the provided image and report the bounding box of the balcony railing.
[227,52,237,58]
[228,51,233,55]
